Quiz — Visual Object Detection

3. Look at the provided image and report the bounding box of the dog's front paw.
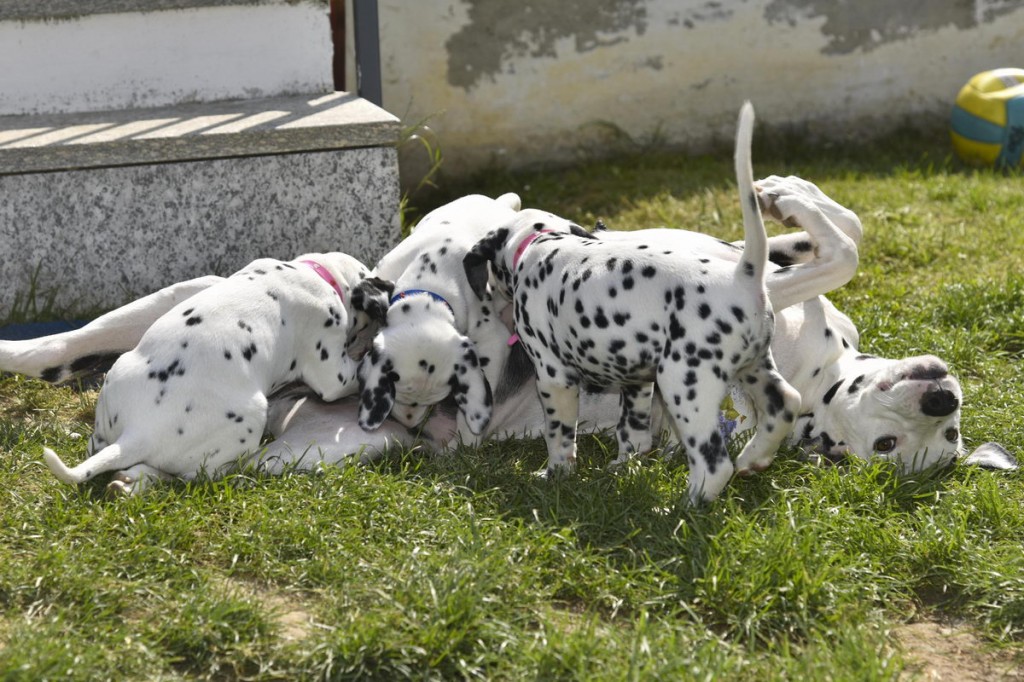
[534,462,574,481]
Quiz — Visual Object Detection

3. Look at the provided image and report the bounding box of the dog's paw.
[105,476,135,498]
[755,184,803,228]
[534,463,574,481]
[734,460,772,477]
[606,454,630,472]
[756,175,862,241]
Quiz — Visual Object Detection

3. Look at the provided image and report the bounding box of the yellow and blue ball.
[950,68,1024,168]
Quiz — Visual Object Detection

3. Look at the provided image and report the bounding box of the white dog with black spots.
[461,103,803,503]
[39,253,391,495]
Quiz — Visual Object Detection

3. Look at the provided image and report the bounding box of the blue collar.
[389,289,455,316]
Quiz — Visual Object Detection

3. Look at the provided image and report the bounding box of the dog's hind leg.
[0,276,223,383]
[535,379,581,477]
[733,353,801,475]
[106,464,176,496]
[656,364,735,502]
[609,383,655,468]
[749,176,862,311]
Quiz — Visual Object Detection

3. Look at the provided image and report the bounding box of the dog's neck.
[386,290,458,330]
[511,228,555,269]
[300,259,346,301]
[790,365,849,457]
[391,289,454,316]
[776,329,866,456]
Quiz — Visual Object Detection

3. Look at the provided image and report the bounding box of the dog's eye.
[944,427,959,443]
[873,436,897,453]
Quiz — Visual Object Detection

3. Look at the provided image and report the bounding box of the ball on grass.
[950,68,1024,168]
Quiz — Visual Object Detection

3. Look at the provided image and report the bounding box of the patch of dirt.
[894,620,1023,681]
[257,587,316,642]
[216,575,317,642]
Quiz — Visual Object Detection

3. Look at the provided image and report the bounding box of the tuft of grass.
[3,126,1024,678]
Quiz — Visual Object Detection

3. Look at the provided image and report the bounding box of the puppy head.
[463,208,594,301]
[812,354,964,472]
[357,316,492,434]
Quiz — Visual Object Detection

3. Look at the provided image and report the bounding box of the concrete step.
[0,92,402,318]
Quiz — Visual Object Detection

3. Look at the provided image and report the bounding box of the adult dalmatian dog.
[0,166,1013,493]
[33,253,391,494]
[460,103,803,503]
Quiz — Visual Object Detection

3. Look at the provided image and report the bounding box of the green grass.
[3,126,1024,679]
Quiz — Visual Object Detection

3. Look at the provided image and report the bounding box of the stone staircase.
[0,0,400,322]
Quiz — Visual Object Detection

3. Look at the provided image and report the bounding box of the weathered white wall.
[0,2,332,116]
[4,1,1023,175]
[379,0,1024,176]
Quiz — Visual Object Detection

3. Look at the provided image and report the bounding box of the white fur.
[40,252,378,494]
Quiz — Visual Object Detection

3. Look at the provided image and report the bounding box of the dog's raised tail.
[735,101,768,286]
[43,444,125,485]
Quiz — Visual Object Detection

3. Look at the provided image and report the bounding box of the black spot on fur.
[769,251,795,267]
[822,380,844,405]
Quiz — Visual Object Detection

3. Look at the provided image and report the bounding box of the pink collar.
[512,229,553,269]
[299,260,345,301]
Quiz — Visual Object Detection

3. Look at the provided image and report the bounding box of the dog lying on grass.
[38,253,391,495]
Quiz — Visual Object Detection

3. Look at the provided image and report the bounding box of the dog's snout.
[920,387,959,417]
[907,358,949,382]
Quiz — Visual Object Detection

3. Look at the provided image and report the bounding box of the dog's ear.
[496,192,521,211]
[463,227,509,300]
[351,276,394,325]
[449,337,493,436]
[357,343,399,431]
[962,442,1018,470]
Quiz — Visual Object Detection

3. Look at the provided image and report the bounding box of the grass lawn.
[2,125,1023,680]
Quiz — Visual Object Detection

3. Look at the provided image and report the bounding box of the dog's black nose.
[920,388,959,417]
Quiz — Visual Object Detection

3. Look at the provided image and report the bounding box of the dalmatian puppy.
[462,103,803,503]
[733,177,1008,472]
[38,252,391,495]
[356,193,523,439]
[598,176,1013,472]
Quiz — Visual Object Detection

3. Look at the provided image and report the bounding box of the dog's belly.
[556,341,659,387]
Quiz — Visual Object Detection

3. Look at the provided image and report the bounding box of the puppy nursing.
[464,103,802,503]
[42,253,390,495]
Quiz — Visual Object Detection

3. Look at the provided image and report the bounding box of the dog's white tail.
[735,102,768,286]
[43,444,127,485]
